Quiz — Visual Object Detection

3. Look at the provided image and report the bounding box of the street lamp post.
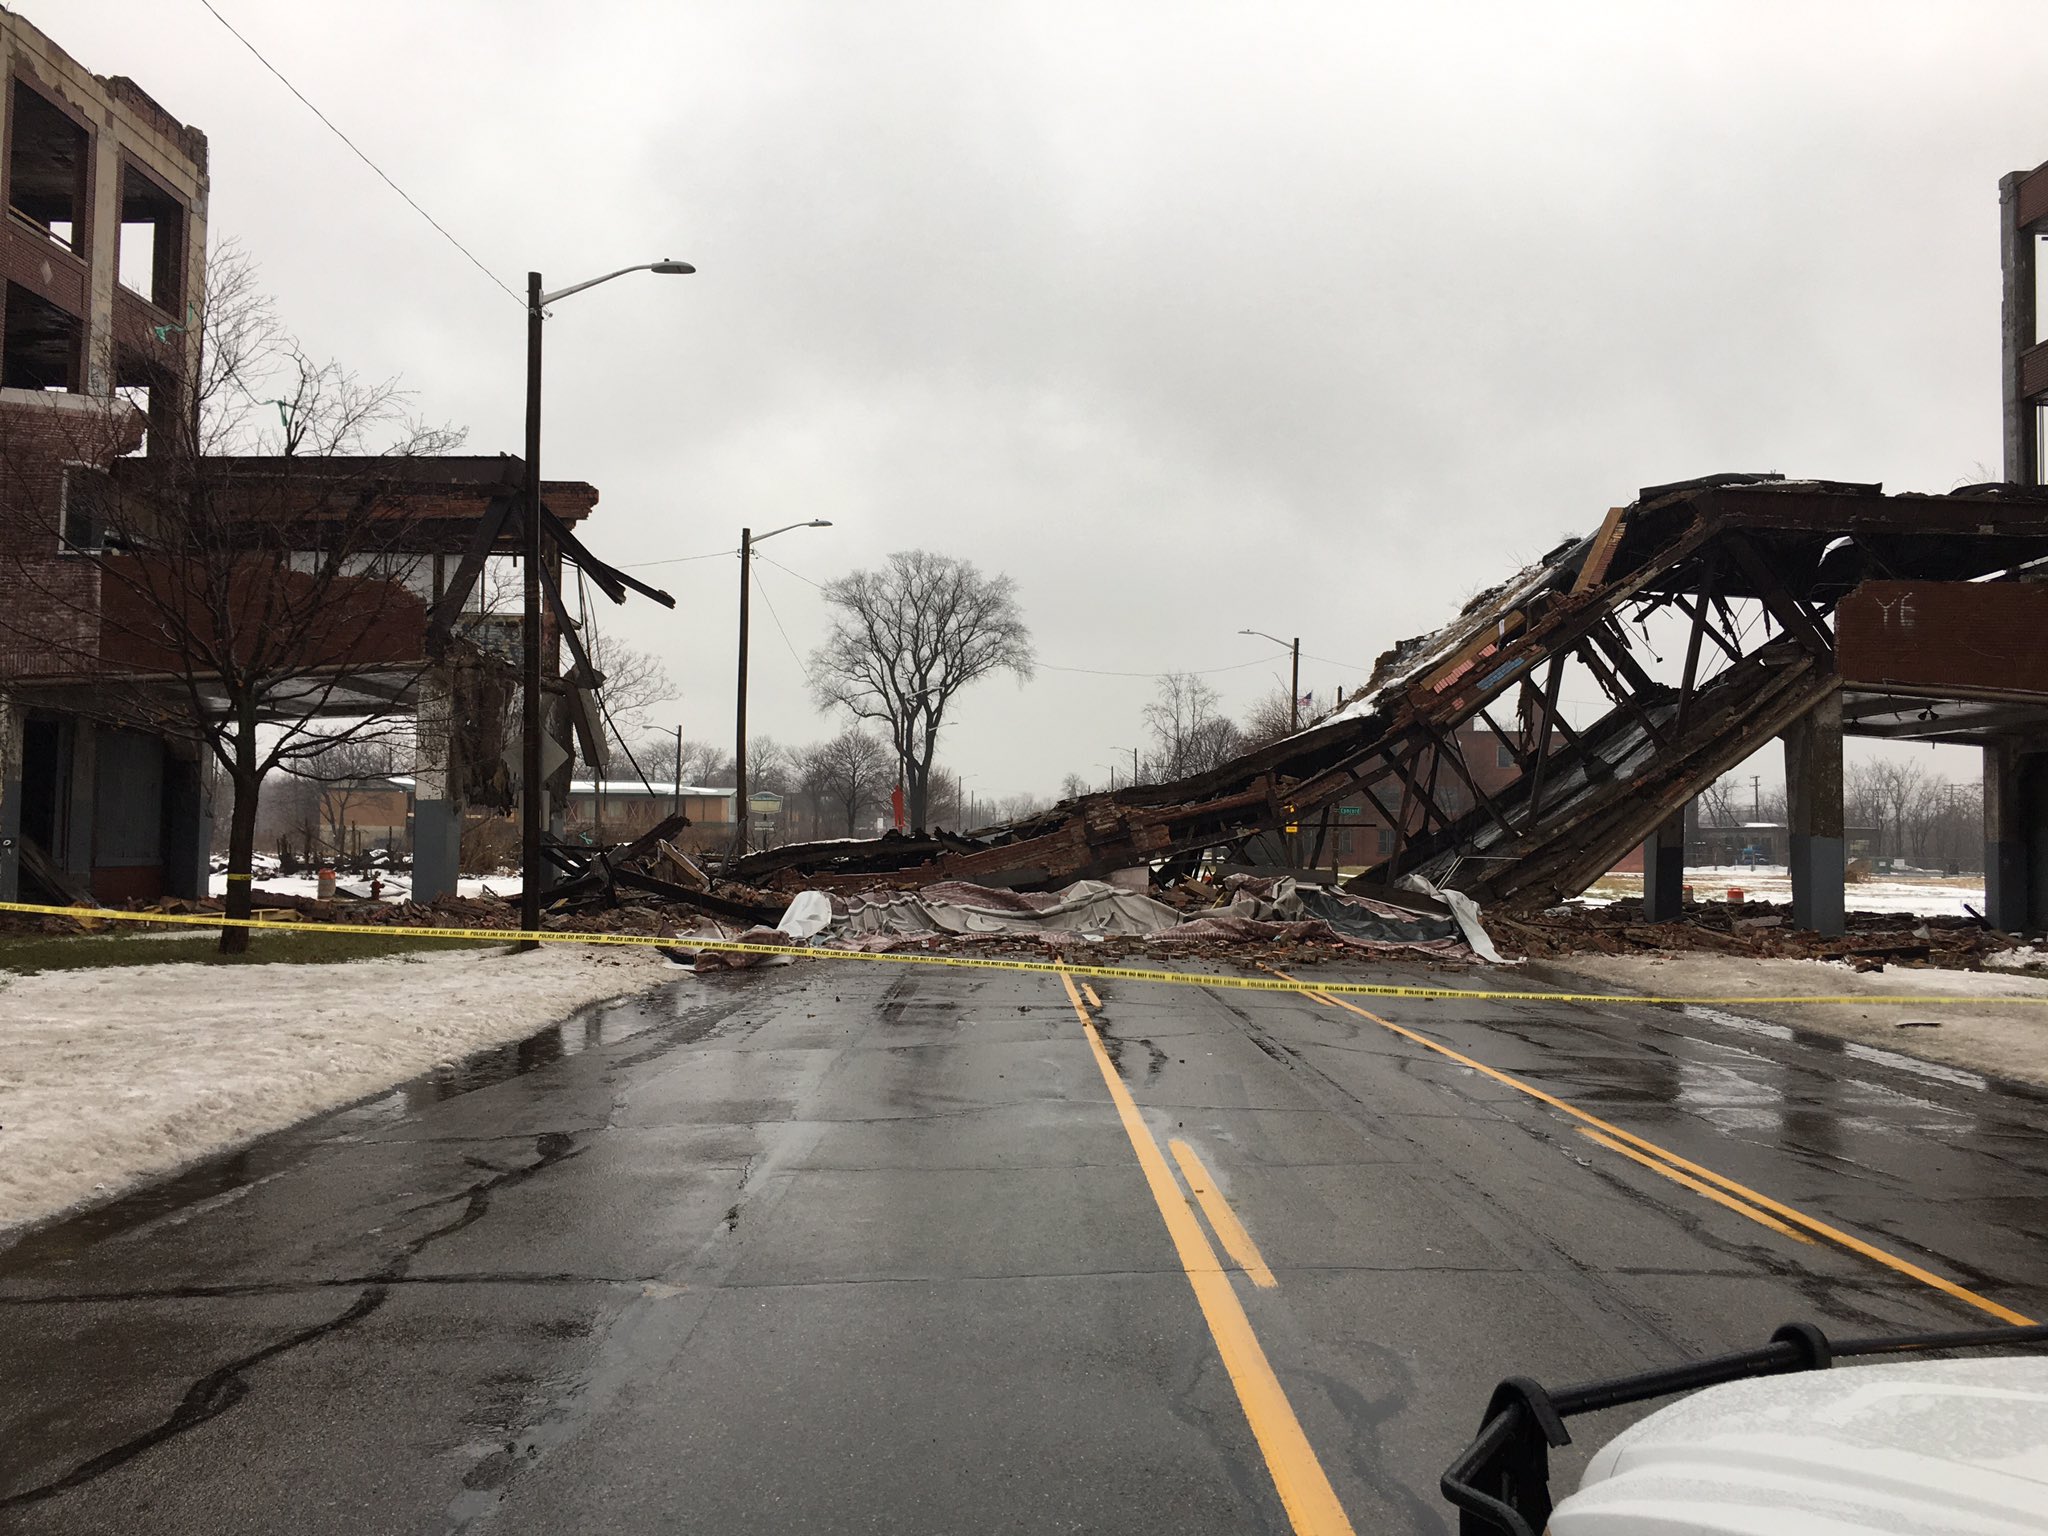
[520,260,693,949]
[1240,628,1304,867]
[1239,628,1302,730]
[732,519,832,854]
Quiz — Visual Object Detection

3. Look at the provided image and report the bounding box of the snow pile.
[206,873,517,903]
[0,944,669,1234]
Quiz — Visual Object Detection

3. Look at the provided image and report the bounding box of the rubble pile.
[1496,899,2032,973]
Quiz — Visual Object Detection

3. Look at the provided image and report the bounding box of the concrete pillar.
[65,719,96,888]
[412,671,460,903]
[1783,692,1846,937]
[1984,741,2030,932]
[0,695,21,902]
[162,741,212,900]
[1641,810,1686,921]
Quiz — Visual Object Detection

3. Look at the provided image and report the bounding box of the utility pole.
[515,257,692,949]
[673,725,683,816]
[1751,773,1762,820]
[734,526,752,855]
[729,519,832,856]
[520,271,545,950]
[1289,636,1301,731]
[1131,745,1140,783]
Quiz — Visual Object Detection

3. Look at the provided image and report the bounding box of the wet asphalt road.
[3,959,2046,1533]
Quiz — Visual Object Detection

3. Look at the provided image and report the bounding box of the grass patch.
[0,927,507,974]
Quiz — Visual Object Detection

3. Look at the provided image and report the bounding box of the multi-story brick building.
[0,8,211,902]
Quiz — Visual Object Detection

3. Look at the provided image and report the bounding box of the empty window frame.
[7,80,89,256]
[118,162,185,311]
[58,464,111,553]
[2,279,84,390]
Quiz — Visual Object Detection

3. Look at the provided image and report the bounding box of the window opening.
[7,83,88,256]
[118,163,185,310]
[2,279,84,390]
[59,465,111,553]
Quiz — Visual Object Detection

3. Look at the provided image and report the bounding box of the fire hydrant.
[317,865,337,900]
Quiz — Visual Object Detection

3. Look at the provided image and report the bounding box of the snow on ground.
[1591,865,1985,918]
[206,873,518,902]
[1536,953,2048,1088]
[0,943,670,1234]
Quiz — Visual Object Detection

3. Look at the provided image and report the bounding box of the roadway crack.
[0,1131,583,1510]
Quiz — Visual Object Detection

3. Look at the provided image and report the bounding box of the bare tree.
[1143,673,1242,781]
[1058,771,1090,802]
[680,741,735,786]
[578,613,673,771]
[802,728,892,835]
[747,734,797,796]
[809,550,1034,828]
[1695,775,1740,828]
[0,244,463,950]
[1237,687,1299,752]
[284,732,408,858]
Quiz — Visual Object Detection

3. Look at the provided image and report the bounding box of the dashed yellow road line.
[1282,977,2036,1328]
[1058,971,1354,1536]
[1169,1139,1280,1287]
[1081,983,1103,1010]
[1576,1127,1813,1245]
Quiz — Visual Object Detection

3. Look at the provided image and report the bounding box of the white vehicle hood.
[1550,1357,2048,1535]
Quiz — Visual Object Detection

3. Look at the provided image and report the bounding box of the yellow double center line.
[1278,975,2036,1329]
[1057,971,1354,1536]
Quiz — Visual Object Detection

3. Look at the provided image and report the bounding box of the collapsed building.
[731,475,2048,938]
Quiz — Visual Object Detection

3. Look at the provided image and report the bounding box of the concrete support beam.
[162,741,212,901]
[1640,810,1685,922]
[1984,741,2031,932]
[1783,692,1846,937]
[0,695,21,902]
[2003,169,2041,485]
[65,720,95,888]
[412,672,460,904]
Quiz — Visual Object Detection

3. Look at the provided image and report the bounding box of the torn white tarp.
[801,877,1496,959]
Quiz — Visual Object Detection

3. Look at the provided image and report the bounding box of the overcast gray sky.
[58,1,2048,798]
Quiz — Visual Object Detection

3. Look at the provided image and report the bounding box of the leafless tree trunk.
[0,242,463,951]
[808,551,1033,828]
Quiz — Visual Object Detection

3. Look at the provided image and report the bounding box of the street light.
[1239,628,1302,731]
[733,519,833,853]
[519,259,693,949]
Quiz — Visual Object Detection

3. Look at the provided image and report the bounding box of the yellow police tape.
[0,897,2038,1010]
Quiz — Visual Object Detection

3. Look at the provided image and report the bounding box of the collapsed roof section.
[735,476,2048,911]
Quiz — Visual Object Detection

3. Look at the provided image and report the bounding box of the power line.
[194,0,524,308]
[751,565,815,686]
[755,552,824,589]
[622,548,736,571]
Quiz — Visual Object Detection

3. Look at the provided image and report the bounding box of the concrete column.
[0,695,22,902]
[1641,810,1686,921]
[65,719,96,888]
[1784,692,1846,937]
[1984,741,2030,931]
[162,741,212,900]
[412,671,460,903]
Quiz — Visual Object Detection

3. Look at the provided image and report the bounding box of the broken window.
[118,162,185,312]
[114,346,179,456]
[7,81,89,257]
[2,280,83,390]
[58,465,111,552]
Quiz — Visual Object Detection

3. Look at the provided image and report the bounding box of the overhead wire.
[751,564,815,686]
[193,0,525,308]
[622,548,737,571]
[573,567,659,800]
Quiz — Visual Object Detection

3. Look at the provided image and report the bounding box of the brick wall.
[0,391,142,678]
